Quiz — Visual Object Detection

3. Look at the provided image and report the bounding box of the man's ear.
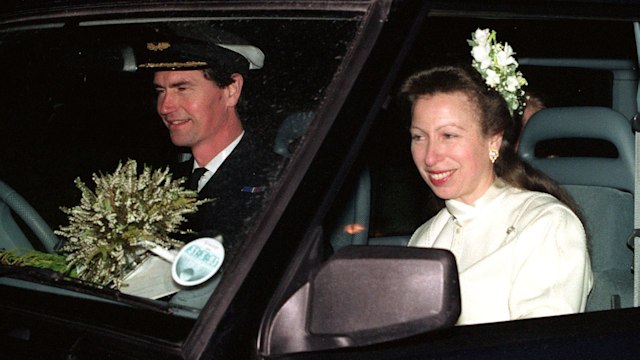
[225,73,244,107]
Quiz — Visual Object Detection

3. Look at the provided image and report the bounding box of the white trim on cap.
[217,44,265,70]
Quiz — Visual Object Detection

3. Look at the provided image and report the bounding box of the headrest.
[273,112,314,157]
[518,106,634,193]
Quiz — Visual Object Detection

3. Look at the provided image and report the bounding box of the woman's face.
[410,92,502,205]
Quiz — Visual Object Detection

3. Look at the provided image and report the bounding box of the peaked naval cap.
[137,36,264,76]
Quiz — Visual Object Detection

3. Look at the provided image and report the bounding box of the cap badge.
[147,42,171,51]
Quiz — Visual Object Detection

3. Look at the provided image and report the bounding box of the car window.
[368,16,637,239]
[0,8,362,324]
[261,13,638,356]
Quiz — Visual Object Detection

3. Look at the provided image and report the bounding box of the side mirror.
[260,246,460,356]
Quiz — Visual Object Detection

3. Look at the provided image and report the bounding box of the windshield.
[0,9,361,323]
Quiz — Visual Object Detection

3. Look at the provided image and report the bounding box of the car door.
[258,2,640,358]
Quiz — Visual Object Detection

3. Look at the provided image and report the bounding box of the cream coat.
[409,179,593,325]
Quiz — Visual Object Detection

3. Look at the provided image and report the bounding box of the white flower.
[468,28,527,116]
[485,69,501,87]
[519,75,528,87]
[505,75,520,92]
[496,44,517,68]
[473,28,491,46]
[496,51,518,68]
[471,44,492,68]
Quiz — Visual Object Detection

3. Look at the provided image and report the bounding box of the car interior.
[0,16,360,317]
[5,3,640,358]
[312,16,639,317]
[0,10,639,328]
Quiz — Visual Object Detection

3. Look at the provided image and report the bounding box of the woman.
[400,63,593,325]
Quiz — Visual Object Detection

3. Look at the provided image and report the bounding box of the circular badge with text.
[171,236,225,287]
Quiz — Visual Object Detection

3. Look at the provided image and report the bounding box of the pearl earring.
[489,149,499,164]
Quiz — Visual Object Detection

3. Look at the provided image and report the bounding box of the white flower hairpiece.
[467,28,528,116]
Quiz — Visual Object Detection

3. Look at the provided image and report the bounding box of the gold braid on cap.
[138,61,209,69]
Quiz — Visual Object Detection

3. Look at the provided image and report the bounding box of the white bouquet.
[56,159,209,288]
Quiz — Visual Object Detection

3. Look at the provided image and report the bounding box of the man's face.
[154,70,233,149]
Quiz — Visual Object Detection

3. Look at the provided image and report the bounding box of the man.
[138,34,281,253]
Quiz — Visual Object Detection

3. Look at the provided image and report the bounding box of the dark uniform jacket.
[172,133,282,255]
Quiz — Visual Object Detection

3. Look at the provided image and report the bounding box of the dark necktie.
[186,167,208,191]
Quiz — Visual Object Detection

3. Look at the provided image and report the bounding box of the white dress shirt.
[192,131,244,192]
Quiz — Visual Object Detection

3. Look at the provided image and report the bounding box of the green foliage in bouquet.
[55,159,209,288]
[0,248,76,277]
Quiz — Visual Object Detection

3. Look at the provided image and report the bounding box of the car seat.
[272,111,314,158]
[0,179,60,253]
[272,111,372,249]
[518,106,635,311]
